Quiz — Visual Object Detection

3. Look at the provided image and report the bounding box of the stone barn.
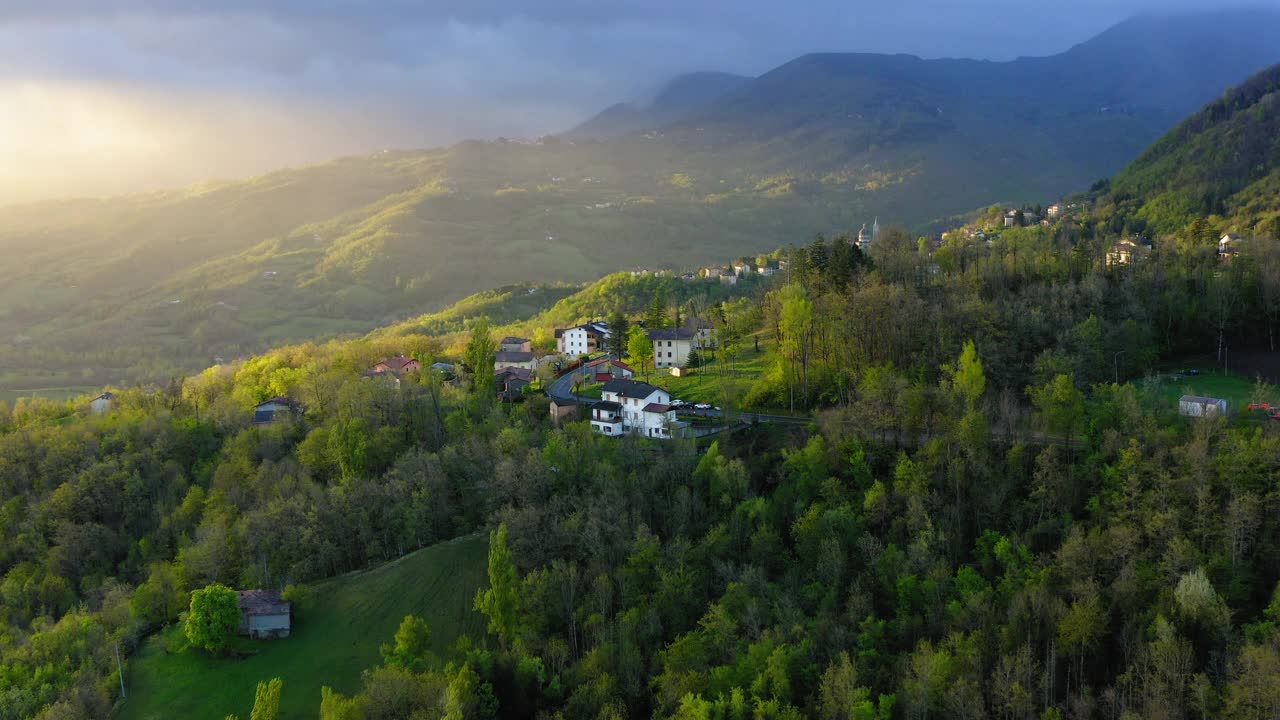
[237,589,291,639]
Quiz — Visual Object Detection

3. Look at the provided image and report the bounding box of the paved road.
[547,363,598,403]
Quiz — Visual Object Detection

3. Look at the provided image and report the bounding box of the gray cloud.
[0,1,1275,203]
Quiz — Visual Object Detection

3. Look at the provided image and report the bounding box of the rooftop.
[602,378,663,398]
[238,589,290,617]
[648,328,696,341]
[495,351,536,362]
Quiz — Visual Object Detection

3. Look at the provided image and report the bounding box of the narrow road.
[547,362,600,404]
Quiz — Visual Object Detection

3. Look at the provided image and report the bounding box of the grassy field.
[0,385,95,404]
[1152,365,1264,413]
[115,533,489,720]
[662,333,777,409]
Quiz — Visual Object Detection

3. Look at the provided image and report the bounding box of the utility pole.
[114,643,126,698]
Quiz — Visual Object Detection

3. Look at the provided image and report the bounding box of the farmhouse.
[557,322,609,355]
[237,589,291,639]
[253,397,303,424]
[1179,395,1228,418]
[89,391,115,415]
[498,336,532,353]
[591,379,683,439]
[372,355,422,374]
[1106,239,1142,267]
[1219,233,1243,258]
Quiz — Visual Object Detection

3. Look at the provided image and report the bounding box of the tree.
[464,317,496,393]
[607,311,631,359]
[1029,374,1084,441]
[185,583,240,654]
[646,292,671,330]
[250,677,283,720]
[944,340,986,413]
[381,615,435,672]
[475,524,522,649]
[627,326,654,381]
[320,687,365,720]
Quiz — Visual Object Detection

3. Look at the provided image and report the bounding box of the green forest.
[5,199,1280,718]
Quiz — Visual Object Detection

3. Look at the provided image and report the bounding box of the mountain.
[3,9,1280,396]
[1099,62,1280,236]
[567,71,752,139]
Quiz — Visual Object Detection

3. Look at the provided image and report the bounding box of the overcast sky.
[0,0,1271,203]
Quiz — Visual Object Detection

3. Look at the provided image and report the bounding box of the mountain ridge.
[4,9,1280,394]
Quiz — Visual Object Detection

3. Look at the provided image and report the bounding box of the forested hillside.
[3,10,1279,398]
[1097,64,1280,237]
[6,204,1280,719]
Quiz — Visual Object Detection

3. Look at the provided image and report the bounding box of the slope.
[567,71,752,139]
[1101,63,1280,235]
[115,533,488,720]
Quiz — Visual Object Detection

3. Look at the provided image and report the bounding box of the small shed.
[1179,395,1228,418]
[237,589,291,639]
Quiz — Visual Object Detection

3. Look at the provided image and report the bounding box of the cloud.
[0,0,1275,202]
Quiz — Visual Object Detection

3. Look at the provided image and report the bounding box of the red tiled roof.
[378,355,418,371]
[642,403,671,414]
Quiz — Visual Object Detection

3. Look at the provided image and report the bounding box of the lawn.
[1152,365,1264,414]
[661,333,778,409]
[115,533,489,720]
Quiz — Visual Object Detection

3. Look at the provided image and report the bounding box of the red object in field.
[1247,403,1280,419]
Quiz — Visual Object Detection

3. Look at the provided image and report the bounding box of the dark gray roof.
[500,336,530,344]
[238,589,290,617]
[495,351,536,363]
[594,400,622,411]
[602,379,661,398]
[647,328,696,341]
[495,367,533,382]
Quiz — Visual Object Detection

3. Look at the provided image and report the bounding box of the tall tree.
[606,311,630,358]
[645,292,671,331]
[249,678,283,720]
[475,524,522,650]
[627,325,654,381]
[464,317,496,393]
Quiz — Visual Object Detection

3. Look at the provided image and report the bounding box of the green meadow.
[115,533,489,720]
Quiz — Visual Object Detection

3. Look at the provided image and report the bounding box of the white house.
[1219,233,1242,256]
[648,328,699,369]
[557,322,609,355]
[89,392,114,415]
[593,379,683,439]
[1179,395,1228,418]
